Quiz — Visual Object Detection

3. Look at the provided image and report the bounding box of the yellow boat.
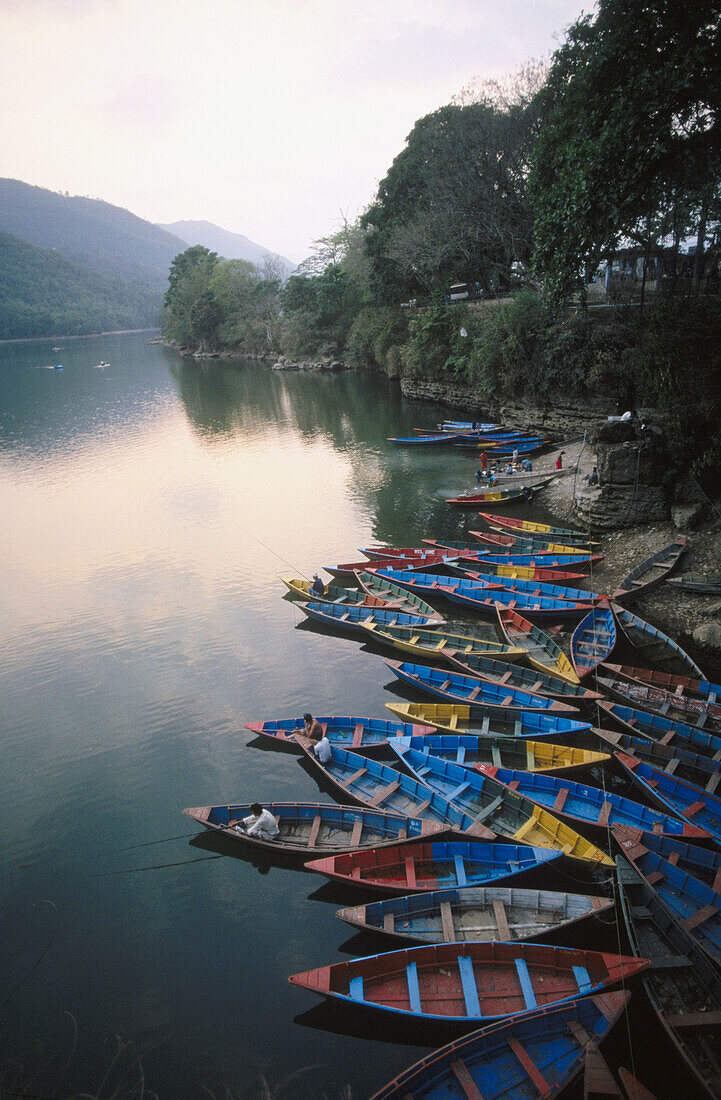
[359,621,525,663]
[522,742,610,773]
[496,607,581,686]
[281,576,444,622]
[512,805,613,865]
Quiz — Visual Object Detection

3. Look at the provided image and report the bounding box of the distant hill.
[0,178,187,290]
[0,230,161,339]
[159,220,296,277]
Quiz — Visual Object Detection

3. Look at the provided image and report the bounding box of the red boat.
[601,662,721,705]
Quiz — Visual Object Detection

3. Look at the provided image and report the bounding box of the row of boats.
[184,468,721,1097]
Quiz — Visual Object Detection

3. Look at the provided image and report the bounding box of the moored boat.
[476,764,710,840]
[616,858,721,1099]
[612,539,687,603]
[592,726,720,792]
[496,606,581,684]
[612,823,721,890]
[182,801,444,855]
[336,883,614,944]
[355,571,446,621]
[470,529,598,557]
[388,733,610,775]
[298,601,437,637]
[478,512,599,547]
[601,662,721,704]
[445,486,546,507]
[442,647,603,701]
[243,715,438,752]
[282,575,384,606]
[667,573,721,595]
[571,601,616,678]
[368,992,631,1100]
[614,752,721,843]
[612,604,706,679]
[305,838,561,893]
[388,433,464,445]
[384,700,594,740]
[399,747,612,864]
[595,674,721,732]
[595,699,721,763]
[325,553,458,581]
[287,940,647,1025]
[359,621,525,664]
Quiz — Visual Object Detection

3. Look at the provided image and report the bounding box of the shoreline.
[0,327,160,346]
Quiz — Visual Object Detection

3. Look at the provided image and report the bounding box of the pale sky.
[1,1,591,263]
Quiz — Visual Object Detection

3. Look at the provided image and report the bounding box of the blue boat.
[438,421,499,431]
[472,549,602,569]
[612,603,706,679]
[442,648,603,702]
[388,433,464,445]
[384,660,581,716]
[477,764,710,840]
[482,438,549,455]
[396,747,612,864]
[594,726,720,792]
[244,714,437,752]
[571,601,616,678]
[298,601,436,636]
[615,753,721,843]
[295,741,497,838]
[596,700,721,762]
[182,801,444,855]
[613,824,721,891]
[368,992,630,1100]
[388,734,610,774]
[613,838,721,966]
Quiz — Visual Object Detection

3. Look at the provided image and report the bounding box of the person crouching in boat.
[311,732,332,764]
[303,712,323,741]
[229,803,280,840]
[310,573,325,596]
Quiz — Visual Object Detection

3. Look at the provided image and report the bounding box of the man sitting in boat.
[310,573,325,596]
[230,803,280,840]
[312,732,332,764]
[303,712,323,740]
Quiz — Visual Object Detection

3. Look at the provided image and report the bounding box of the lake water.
[0,333,686,1099]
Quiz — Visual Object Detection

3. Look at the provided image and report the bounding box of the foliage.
[530,0,721,300]
[280,264,365,358]
[0,230,161,339]
[344,306,409,372]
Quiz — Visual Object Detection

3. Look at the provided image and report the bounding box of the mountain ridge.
[159,219,296,277]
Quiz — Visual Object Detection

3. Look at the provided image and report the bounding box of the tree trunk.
[692,202,708,293]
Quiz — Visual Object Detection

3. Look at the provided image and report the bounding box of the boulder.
[672,501,707,530]
[692,620,721,653]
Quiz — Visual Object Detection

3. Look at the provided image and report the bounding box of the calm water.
[0,335,685,1099]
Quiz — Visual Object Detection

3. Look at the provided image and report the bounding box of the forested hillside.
[160,220,295,277]
[0,231,161,338]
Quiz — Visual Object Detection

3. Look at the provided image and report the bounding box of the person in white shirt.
[313,734,332,764]
[230,803,279,840]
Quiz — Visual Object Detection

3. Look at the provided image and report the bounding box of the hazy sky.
[1,1,591,262]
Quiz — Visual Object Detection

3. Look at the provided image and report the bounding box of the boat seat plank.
[440,900,456,943]
[552,788,569,813]
[706,773,720,794]
[454,853,468,887]
[665,759,680,775]
[458,955,482,1017]
[566,1019,592,1046]
[597,800,613,828]
[383,911,395,933]
[491,745,502,767]
[492,899,511,941]
[349,975,364,1002]
[349,818,363,848]
[474,795,503,823]
[506,1038,551,1095]
[450,1060,485,1100]
[412,799,431,816]
[456,747,467,766]
[713,868,721,893]
[514,957,538,1010]
[646,870,665,885]
[666,1010,721,1028]
[648,955,693,969]
[572,964,593,994]
[368,780,401,806]
[682,904,718,931]
[406,961,422,1014]
[448,781,471,803]
[340,767,368,788]
[307,815,322,849]
[352,723,365,748]
[404,853,418,890]
[683,800,706,817]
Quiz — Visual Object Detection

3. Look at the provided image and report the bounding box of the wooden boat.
[612,604,706,679]
[612,539,687,603]
[496,607,581,685]
[477,765,710,840]
[295,738,497,837]
[474,471,560,488]
[614,753,721,843]
[388,433,464,445]
[613,824,721,891]
[478,513,598,547]
[438,420,498,431]
[595,674,721,732]
[305,838,562,893]
[471,529,598,557]
[667,573,721,596]
[352,571,445,621]
[360,546,463,564]
[385,701,595,740]
[388,734,610,775]
[571,601,616,678]
[337,884,614,944]
[243,715,438,752]
[359,621,525,664]
[595,700,721,762]
[464,550,602,571]
[182,801,444,855]
[445,486,546,507]
[453,560,593,584]
[298,601,436,637]
[325,554,457,581]
[616,858,721,1099]
[460,569,604,607]
[443,647,603,702]
[399,748,612,864]
[288,941,647,1025]
[369,566,600,610]
[282,575,386,607]
[601,662,721,705]
[443,583,598,624]
[481,439,550,456]
[611,833,721,966]
[593,727,721,792]
[618,1068,659,1100]
[368,992,631,1100]
[584,1043,659,1100]
[384,660,580,717]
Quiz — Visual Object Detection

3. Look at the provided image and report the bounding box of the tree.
[530,0,721,302]
[163,245,219,344]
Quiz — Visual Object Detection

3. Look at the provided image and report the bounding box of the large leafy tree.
[530,0,721,301]
[163,245,219,345]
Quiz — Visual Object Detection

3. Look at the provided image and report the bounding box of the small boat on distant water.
[612,539,687,603]
[617,858,721,1099]
[571,601,616,678]
[601,662,721,704]
[384,701,594,741]
[496,607,581,684]
[388,733,609,775]
[305,838,561,893]
[612,603,706,679]
[368,992,631,1100]
[288,941,646,1026]
[445,485,547,507]
[182,801,443,855]
[667,573,721,595]
[388,433,464,445]
[336,883,614,944]
[614,752,721,842]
